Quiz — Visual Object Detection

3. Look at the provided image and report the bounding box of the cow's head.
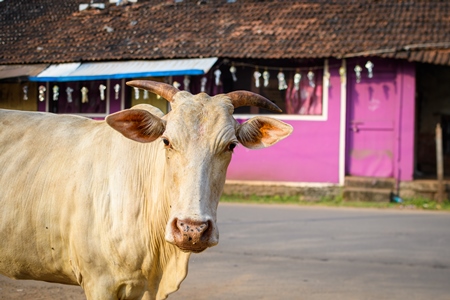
[106,80,292,253]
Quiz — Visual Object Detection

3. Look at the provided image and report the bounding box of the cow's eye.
[228,142,237,151]
[162,138,170,147]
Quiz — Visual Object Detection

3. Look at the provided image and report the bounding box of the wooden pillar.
[436,123,444,203]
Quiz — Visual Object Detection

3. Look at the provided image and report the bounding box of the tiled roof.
[1,0,450,65]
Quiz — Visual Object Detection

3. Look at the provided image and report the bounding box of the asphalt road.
[1,203,450,300]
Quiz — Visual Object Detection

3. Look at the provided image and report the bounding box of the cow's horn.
[126,80,179,102]
[227,91,282,113]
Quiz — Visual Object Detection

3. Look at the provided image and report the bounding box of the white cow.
[0,80,292,299]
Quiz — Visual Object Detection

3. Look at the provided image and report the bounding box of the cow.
[0,80,293,300]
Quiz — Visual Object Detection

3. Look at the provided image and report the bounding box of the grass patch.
[220,194,450,211]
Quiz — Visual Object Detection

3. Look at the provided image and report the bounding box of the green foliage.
[399,197,450,210]
[220,194,300,204]
[220,194,450,211]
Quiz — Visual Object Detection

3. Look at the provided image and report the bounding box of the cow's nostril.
[170,218,216,252]
[175,218,210,242]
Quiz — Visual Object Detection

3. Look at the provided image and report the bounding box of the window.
[217,59,329,121]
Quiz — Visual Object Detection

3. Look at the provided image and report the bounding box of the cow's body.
[0,109,187,299]
[0,81,292,299]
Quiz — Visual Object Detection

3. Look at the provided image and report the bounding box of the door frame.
[343,58,416,183]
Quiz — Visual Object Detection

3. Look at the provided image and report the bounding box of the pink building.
[226,58,417,196]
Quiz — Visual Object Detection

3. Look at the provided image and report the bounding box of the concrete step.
[399,180,449,200]
[400,179,450,191]
[345,176,396,189]
[343,187,393,203]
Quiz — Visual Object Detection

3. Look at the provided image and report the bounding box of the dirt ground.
[0,275,85,300]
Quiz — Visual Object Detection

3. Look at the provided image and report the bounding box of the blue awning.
[29,58,218,82]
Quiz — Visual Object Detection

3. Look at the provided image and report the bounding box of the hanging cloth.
[285,78,301,114]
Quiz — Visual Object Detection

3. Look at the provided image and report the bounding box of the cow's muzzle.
[168,218,217,253]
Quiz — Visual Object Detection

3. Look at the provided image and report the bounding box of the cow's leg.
[84,290,115,300]
[83,287,115,300]
[82,279,116,300]
[83,279,153,300]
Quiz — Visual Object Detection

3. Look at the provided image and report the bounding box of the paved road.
[1,204,450,300]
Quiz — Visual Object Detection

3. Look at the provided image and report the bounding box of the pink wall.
[227,58,417,184]
[227,65,343,184]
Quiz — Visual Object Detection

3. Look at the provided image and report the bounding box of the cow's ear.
[106,109,166,143]
[237,116,293,149]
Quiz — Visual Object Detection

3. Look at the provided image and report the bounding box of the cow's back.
[0,109,109,283]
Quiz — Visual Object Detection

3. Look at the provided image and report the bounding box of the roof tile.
[1,0,450,65]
